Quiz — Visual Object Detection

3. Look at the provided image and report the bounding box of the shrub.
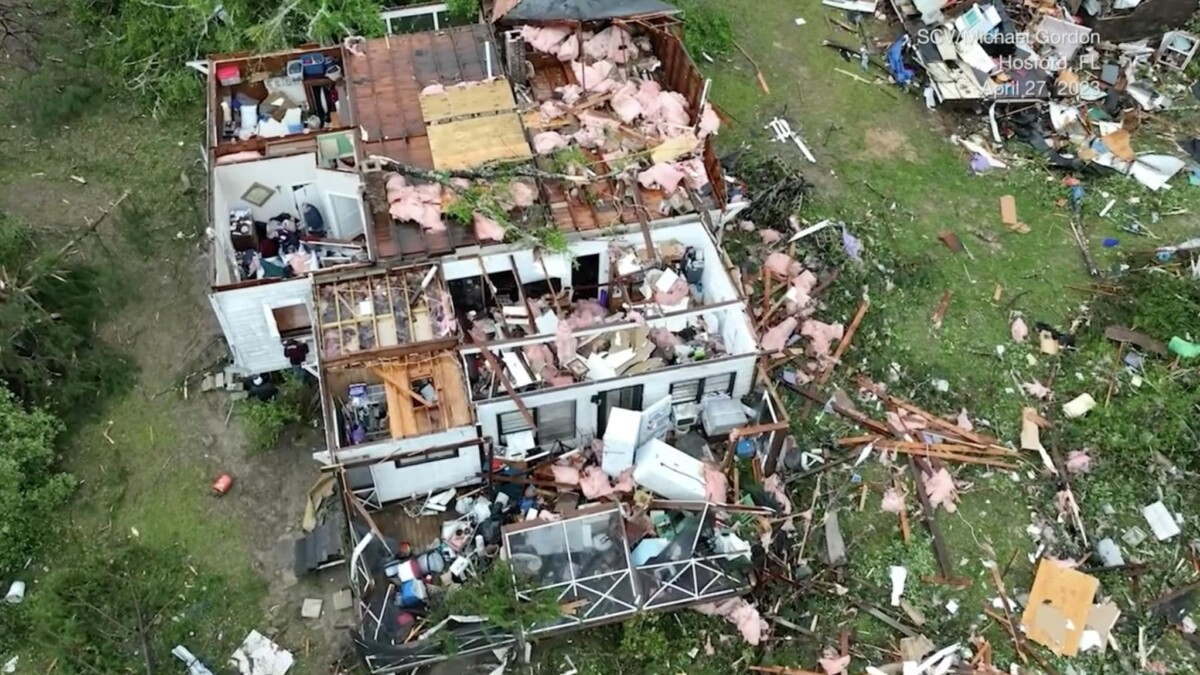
[446,0,479,23]
[673,0,734,60]
[0,386,74,579]
[0,211,135,424]
[238,395,300,454]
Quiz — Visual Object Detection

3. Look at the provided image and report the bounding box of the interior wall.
[311,426,483,502]
[210,277,314,374]
[476,354,757,443]
[213,153,366,249]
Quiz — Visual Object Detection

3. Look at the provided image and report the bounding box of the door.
[292,183,317,217]
[594,384,644,436]
[327,193,365,239]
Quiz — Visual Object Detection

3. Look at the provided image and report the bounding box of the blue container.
[301,53,326,78]
[735,437,756,459]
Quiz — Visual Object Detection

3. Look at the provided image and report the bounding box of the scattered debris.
[1143,501,1181,541]
[1062,393,1097,418]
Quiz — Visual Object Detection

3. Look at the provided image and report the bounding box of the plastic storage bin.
[215,64,241,87]
[300,54,326,78]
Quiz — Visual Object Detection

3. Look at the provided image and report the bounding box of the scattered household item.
[4,580,25,604]
[230,630,294,675]
[301,597,323,619]
[632,438,708,501]
[212,473,234,496]
[765,117,816,163]
[1143,501,1181,540]
[173,646,215,675]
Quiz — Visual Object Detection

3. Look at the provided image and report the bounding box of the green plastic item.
[1168,336,1200,358]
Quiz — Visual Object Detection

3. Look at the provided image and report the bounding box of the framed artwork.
[241,182,276,206]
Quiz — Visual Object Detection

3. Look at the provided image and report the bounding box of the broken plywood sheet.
[1020,559,1100,656]
[230,630,294,675]
[428,113,532,170]
[419,79,518,124]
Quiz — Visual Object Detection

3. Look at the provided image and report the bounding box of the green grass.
[655,0,1200,670]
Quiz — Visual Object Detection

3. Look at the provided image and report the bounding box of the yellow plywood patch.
[1020,559,1099,656]
[428,113,532,170]
[419,79,517,124]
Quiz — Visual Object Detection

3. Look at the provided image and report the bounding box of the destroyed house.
[202,6,791,673]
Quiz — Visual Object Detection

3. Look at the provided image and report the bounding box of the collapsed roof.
[491,0,680,23]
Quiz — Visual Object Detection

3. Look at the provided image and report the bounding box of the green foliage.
[236,372,313,452]
[0,212,135,424]
[25,538,256,673]
[546,147,590,174]
[438,560,561,631]
[672,0,734,60]
[238,395,300,454]
[0,387,74,579]
[445,0,478,23]
[69,0,386,113]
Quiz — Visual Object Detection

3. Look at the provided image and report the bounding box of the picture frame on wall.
[241,182,276,207]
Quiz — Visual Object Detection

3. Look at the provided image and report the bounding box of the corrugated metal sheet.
[210,278,314,374]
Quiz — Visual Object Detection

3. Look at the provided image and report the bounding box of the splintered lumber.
[906,455,959,584]
[817,299,869,384]
[469,333,537,430]
[879,446,1016,469]
[748,667,823,675]
[988,563,1027,663]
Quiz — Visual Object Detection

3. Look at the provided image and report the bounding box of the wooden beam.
[470,332,537,431]
[508,254,539,334]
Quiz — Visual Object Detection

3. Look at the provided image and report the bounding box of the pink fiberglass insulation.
[556,83,584,104]
[523,343,555,372]
[385,173,407,192]
[520,25,571,54]
[556,35,580,61]
[582,26,638,63]
[653,277,690,305]
[649,328,680,349]
[611,81,643,123]
[801,320,845,360]
[572,127,605,150]
[637,162,686,193]
[693,599,768,645]
[788,269,819,308]
[570,59,617,93]
[885,410,927,435]
[539,99,568,121]
[555,322,577,363]
[761,316,798,353]
[508,181,537,208]
[550,464,581,485]
[612,468,635,493]
[677,156,709,190]
[532,131,570,155]
[698,103,720,137]
[765,252,801,278]
[389,197,444,232]
[565,300,607,328]
[702,463,728,503]
[420,83,446,96]
[763,475,792,513]
[414,183,442,203]
[758,228,787,243]
[544,371,575,387]
[472,212,505,241]
[579,466,615,499]
[645,90,690,129]
[634,80,663,114]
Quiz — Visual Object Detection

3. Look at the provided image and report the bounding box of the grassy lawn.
[688,0,1200,670]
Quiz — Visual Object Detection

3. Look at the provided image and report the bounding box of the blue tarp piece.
[887,36,914,86]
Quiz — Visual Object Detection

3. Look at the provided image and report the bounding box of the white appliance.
[632,439,707,501]
[601,407,640,477]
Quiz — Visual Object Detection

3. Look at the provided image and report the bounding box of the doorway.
[594,384,644,435]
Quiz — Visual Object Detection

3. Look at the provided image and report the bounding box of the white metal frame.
[380,3,450,33]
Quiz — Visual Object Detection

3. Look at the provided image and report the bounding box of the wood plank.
[427,113,532,170]
[419,78,517,123]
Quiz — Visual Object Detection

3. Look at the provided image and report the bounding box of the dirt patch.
[860,127,917,162]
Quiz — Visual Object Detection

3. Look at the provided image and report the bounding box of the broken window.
[498,401,577,446]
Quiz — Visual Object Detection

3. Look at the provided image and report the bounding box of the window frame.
[498,401,577,446]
